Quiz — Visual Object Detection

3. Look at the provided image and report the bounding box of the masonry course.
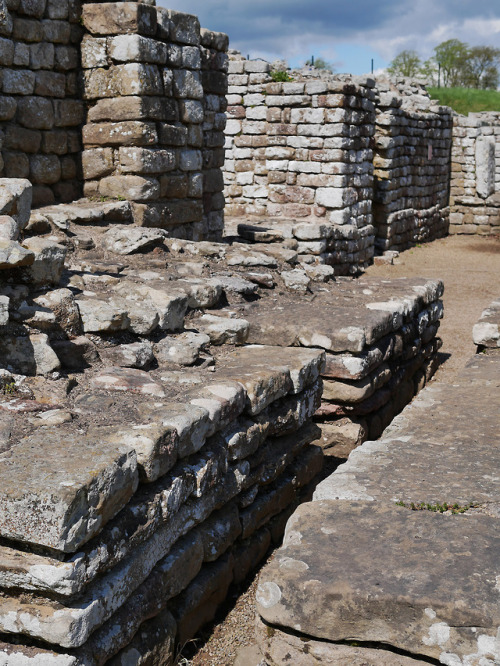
[0,0,497,662]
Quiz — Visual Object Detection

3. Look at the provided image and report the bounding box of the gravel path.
[177,233,500,666]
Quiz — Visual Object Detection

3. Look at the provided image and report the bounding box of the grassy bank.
[427,87,500,115]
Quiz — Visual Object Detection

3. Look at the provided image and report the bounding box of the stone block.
[99,175,160,201]
[0,178,32,228]
[34,70,66,97]
[82,121,157,146]
[0,427,138,553]
[17,97,54,129]
[82,2,157,37]
[109,34,167,64]
[29,154,61,184]
[81,147,114,179]
[165,9,200,45]
[119,146,176,174]
[2,68,35,94]
[115,62,163,96]
[173,68,203,99]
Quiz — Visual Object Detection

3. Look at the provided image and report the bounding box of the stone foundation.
[0,178,444,662]
[256,304,500,665]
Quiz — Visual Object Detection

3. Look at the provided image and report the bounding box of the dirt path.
[178,233,500,666]
[365,234,500,382]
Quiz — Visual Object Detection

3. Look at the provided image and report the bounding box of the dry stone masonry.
[0,173,444,663]
[224,54,377,275]
[255,305,500,665]
[0,1,498,662]
[372,77,452,252]
[450,112,500,236]
[0,0,84,207]
[81,2,228,240]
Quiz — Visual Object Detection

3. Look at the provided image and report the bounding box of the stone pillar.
[81,2,228,241]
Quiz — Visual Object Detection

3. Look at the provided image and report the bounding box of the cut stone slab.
[245,277,443,352]
[0,429,138,552]
[258,353,500,664]
[91,367,165,397]
[76,297,130,333]
[473,297,500,348]
[217,345,324,414]
[322,362,391,403]
[315,359,500,506]
[102,225,167,255]
[257,501,500,664]
[190,313,249,345]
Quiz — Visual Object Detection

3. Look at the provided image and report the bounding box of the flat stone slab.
[0,429,138,552]
[473,297,500,348]
[245,277,443,352]
[257,353,500,663]
[315,354,500,506]
[257,501,500,664]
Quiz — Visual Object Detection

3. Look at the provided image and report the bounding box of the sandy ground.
[178,233,500,666]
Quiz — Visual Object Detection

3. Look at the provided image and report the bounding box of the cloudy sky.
[159,0,500,74]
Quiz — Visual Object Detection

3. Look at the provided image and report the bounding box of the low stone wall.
[255,304,500,665]
[450,112,500,236]
[0,0,84,206]
[373,78,452,251]
[81,2,228,240]
[0,178,443,663]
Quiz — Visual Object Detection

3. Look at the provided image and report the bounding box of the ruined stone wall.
[0,0,85,207]
[450,112,500,235]
[81,2,228,240]
[224,55,377,274]
[372,78,453,252]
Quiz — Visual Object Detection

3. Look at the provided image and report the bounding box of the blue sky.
[159,0,500,75]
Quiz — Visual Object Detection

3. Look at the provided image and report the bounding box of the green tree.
[305,57,334,72]
[433,39,469,87]
[465,46,500,88]
[387,50,422,78]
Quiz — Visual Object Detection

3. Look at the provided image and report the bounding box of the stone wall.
[0,0,85,207]
[373,78,452,252]
[450,112,500,235]
[224,54,377,274]
[81,2,228,240]
[223,60,455,272]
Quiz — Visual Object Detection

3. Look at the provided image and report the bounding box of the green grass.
[427,87,500,115]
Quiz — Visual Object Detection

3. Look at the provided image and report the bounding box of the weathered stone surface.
[82,2,157,37]
[473,297,500,348]
[0,333,60,375]
[0,178,31,228]
[255,616,430,665]
[99,342,154,370]
[257,500,500,664]
[155,332,209,366]
[0,429,138,552]
[102,225,167,255]
[18,237,66,286]
[258,353,500,664]
[190,313,249,345]
[113,282,188,331]
[173,278,223,309]
[91,367,165,397]
[76,297,130,333]
[245,277,443,352]
[0,239,34,269]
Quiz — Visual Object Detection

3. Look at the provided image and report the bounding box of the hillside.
[428,87,500,115]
